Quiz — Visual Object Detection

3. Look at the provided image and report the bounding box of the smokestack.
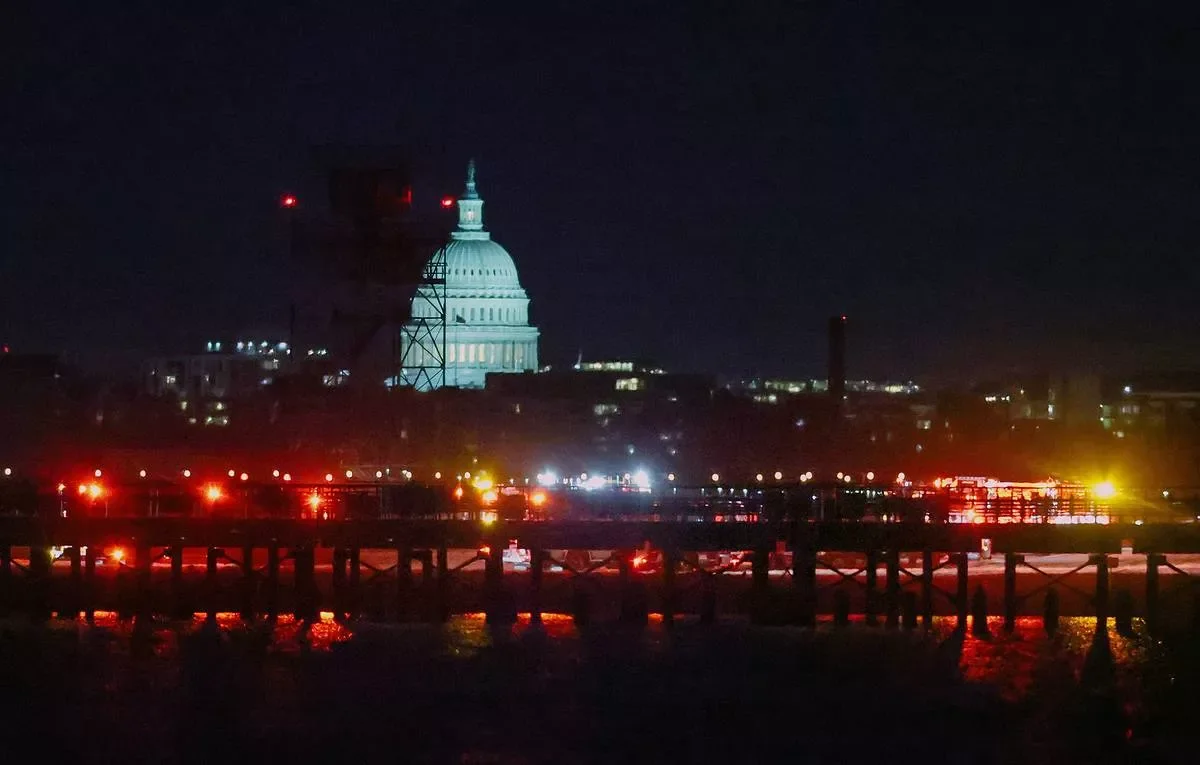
[828,314,846,402]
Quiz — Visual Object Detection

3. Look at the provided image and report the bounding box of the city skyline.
[4,2,1198,382]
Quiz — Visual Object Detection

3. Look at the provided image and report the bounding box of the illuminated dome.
[439,239,524,293]
[400,160,540,389]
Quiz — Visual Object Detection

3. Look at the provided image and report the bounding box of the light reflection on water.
[38,610,1157,703]
[3,611,1182,762]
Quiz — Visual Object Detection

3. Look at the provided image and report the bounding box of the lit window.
[615,378,643,392]
[469,345,476,363]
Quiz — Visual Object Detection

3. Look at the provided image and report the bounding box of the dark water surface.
[0,613,1192,764]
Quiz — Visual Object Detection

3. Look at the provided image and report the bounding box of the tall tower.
[828,315,846,403]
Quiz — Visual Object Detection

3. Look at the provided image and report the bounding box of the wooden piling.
[135,541,152,623]
[206,547,220,623]
[1003,553,1019,633]
[294,545,317,622]
[921,549,934,630]
[1044,587,1060,635]
[865,550,879,626]
[484,537,509,625]
[884,548,900,628]
[265,546,279,621]
[1092,553,1109,638]
[29,546,50,622]
[955,553,969,633]
[69,545,83,619]
[435,546,449,622]
[833,588,850,626]
[971,585,990,637]
[331,547,347,620]
[699,573,716,625]
[84,545,96,624]
[792,531,816,627]
[240,545,255,622]
[170,544,187,619]
[0,545,10,617]
[347,547,361,620]
[396,546,413,621]
[661,547,677,627]
[1145,553,1161,637]
[619,550,647,625]
[529,547,545,625]
[901,590,918,630]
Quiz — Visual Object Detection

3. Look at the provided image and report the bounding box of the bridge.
[2,517,1199,638]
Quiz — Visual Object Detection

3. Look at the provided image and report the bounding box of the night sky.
[4,1,1198,382]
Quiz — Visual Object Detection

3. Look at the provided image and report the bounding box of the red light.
[281,194,297,208]
[440,196,455,209]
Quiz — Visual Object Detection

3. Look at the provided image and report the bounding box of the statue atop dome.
[456,159,485,235]
[464,158,479,200]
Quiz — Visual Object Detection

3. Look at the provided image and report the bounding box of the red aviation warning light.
[440,196,455,209]
[280,194,298,208]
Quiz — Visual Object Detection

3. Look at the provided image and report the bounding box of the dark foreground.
[0,613,1197,765]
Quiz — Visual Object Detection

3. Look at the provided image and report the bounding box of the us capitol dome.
[399,160,540,389]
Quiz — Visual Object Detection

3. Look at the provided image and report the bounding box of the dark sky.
[4,1,1198,382]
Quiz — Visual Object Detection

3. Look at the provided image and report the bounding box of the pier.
[1,517,1198,634]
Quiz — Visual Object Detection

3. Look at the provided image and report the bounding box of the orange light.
[454,486,464,500]
[481,489,498,505]
[88,483,103,500]
[77,483,88,495]
[307,493,321,511]
[479,545,491,556]
[325,473,334,482]
[227,470,236,478]
[633,554,647,569]
[94,469,102,478]
[182,469,192,478]
[530,490,547,507]
[973,516,985,525]
[109,547,125,564]
[138,469,147,478]
[204,484,223,502]
[272,469,280,478]
[344,469,353,479]
[239,472,249,482]
[283,473,292,482]
[56,482,66,494]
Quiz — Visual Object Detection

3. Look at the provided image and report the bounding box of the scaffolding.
[397,247,447,391]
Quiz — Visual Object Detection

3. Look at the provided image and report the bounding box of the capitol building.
[399,161,539,389]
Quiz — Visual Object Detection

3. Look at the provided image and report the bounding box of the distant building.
[399,160,539,389]
[141,340,341,426]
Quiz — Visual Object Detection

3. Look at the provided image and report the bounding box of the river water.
[0,612,1192,764]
